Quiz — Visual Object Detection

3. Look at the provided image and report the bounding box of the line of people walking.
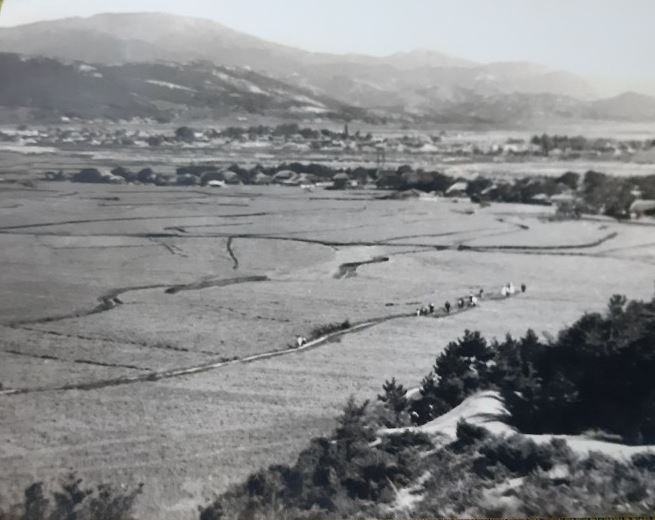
[416,282,526,317]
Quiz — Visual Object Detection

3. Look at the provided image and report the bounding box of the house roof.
[630,199,655,213]
[253,172,272,184]
[446,181,468,194]
[550,193,576,203]
[272,170,296,180]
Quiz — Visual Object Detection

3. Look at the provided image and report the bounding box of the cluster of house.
[185,169,342,188]
[39,162,655,221]
[0,127,150,148]
[3,124,652,161]
[0,125,437,154]
[44,165,360,190]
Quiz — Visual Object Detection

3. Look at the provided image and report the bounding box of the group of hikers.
[501,282,527,297]
[293,281,528,347]
[416,282,526,317]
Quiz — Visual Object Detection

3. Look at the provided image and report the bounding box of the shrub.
[557,171,580,190]
[308,320,350,340]
[175,126,195,142]
[513,451,655,516]
[476,434,555,476]
[72,168,103,183]
[200,397,434,519]
[0,475,142,520]
[378,431,433,455]
[454,419,489,448]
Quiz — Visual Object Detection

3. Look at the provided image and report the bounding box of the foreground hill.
[202,294,655,519]
[0,53,366,121]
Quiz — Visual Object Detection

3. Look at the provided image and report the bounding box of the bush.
[557,171,580,190]
[413,432,655,518]
[308,320,350,340]
[72,168,103,183]
[200,397,434,519]
[175,126,195,142]
[512,451,655,516]
[476,434,556,476]
[453,419,489,449]
[136,168,157,184]
[0,475,142,520]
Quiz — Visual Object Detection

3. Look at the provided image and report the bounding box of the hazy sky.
[1,0,654,94]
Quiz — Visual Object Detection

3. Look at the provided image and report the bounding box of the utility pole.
[375,145,386,170]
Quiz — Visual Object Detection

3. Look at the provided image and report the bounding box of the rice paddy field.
[0,180,654,519]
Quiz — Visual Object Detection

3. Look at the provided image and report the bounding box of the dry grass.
[0,182,654,519]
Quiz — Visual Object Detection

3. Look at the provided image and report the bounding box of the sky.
[1,0,654,95]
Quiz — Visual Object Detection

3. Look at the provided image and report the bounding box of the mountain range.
[1,12,655,125]
[0,53,366,122]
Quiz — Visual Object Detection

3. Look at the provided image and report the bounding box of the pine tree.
[409,373,448,424]
[378,377,408,427]
[335,397,373,459]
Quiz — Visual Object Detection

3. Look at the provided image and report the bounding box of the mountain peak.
[385,48,476,69]
[0,11,608,114]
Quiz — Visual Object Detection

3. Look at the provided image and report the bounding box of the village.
[2,121,654,160]
[1,119,653,221]
[32,157,655,221]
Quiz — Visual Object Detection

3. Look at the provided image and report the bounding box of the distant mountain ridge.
[0,53,366,122]
[1,13,655,124]
[587,91,655,121]
[0,13,597,104]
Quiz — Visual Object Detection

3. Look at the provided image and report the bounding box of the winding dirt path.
[0,224,621,254]
[0,290,520,397]
[334,256,390,279]
[0,213,267,232]
[8,276,269,327]
[2,349,149,372]
[457,232,618,251]
[226,237,239,269]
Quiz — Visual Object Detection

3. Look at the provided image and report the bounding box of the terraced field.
[0,182,653,518]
